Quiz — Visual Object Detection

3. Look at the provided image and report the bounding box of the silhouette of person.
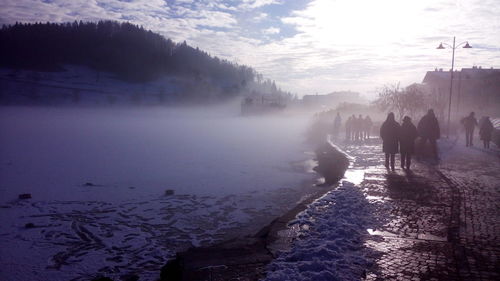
[399,116,418,170]
[364,115,373,140]
[333,112,342,140]
[350,114,357,140]
[351,115,359,141]
[380,112,400,171]
[417,109,440,160]
[357,114,364,140]
[461,112,478,147]
[345,116,352,141]
[479,116,494,149]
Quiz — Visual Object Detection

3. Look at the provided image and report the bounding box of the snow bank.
[264,181,376,281]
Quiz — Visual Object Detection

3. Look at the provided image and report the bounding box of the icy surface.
[0,106,315,281]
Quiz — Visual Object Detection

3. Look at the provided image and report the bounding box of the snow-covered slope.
[0,66,230,105]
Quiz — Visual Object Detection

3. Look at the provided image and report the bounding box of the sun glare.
[300,0,425,47]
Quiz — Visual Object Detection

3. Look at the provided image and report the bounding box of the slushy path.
[339,138,500,281]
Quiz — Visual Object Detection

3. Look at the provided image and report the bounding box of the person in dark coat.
[380,112,400,171]
[352,115,360,141]
[350,114,357,140]
[345,116,352,141]
[333,112,342,140]
[357,114,364,140]
[399,116,418,170]
[364,115,373,139]
[479,116,494,149]
[417,109,440,159]
[461,112,478,147]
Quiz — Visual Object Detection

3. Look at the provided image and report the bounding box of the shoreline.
[159,141,350,281]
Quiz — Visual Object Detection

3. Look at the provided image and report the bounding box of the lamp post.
[436,37,472,138]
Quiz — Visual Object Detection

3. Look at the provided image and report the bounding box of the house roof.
[460,68,500,80]
[422,67,500,84]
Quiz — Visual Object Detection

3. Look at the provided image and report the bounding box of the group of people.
[461,112,495,149]
[336,114,373,141]
[380,109,440,171]
[328,108,495,172]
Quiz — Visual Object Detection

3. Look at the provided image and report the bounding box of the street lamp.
[436,36,472,138]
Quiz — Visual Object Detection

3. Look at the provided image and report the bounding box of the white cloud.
[263,27,280,34]
[257,0,500,95]
[253,12,268,21]
[240,0,282,9]
[1,0,499,96]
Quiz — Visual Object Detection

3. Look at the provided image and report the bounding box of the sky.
[1,0,500,97]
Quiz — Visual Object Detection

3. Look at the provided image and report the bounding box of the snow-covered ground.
[0,66,220,105]
[263,136,499,281]
[0,106,316,281]
[263,140,383,281]
[264,181,377,281]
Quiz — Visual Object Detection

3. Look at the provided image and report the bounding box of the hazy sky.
[1,0,499,96]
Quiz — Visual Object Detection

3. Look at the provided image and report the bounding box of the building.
[302,91,365,108]
[422,66,500,118]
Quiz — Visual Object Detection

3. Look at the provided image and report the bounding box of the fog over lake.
[0,106,320,280]
[0,106,316,201]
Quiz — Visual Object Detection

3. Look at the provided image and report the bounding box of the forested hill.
[0,21,291,102]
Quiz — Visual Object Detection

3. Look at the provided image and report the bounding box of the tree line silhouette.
[0,20,290,101]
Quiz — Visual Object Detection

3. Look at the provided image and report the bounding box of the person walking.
[417,109,440,160]
[352,115,359,141]
[364,115,373,140]
[380,112,400,171]
[333,112,342,140]
[479,116,494,149]
[461,112,478,147]
[345,116,352,141]
[350,114,357,141]
[358,114,364,140]
[399,116,418,170]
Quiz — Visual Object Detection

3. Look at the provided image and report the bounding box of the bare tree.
[373,83,405,120]
[403,83,426,118]
[374,83,427,120]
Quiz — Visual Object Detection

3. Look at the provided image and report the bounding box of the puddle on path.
[343,169,365,185]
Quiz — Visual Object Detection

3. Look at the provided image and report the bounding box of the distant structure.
[422,66,500,117]
[302,91,365,108]
[240,94,286,115]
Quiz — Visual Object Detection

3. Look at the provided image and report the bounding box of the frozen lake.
[0,106,316,281]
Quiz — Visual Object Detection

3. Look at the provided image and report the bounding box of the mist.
[0,105,322,280]
[0,105,314,201]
